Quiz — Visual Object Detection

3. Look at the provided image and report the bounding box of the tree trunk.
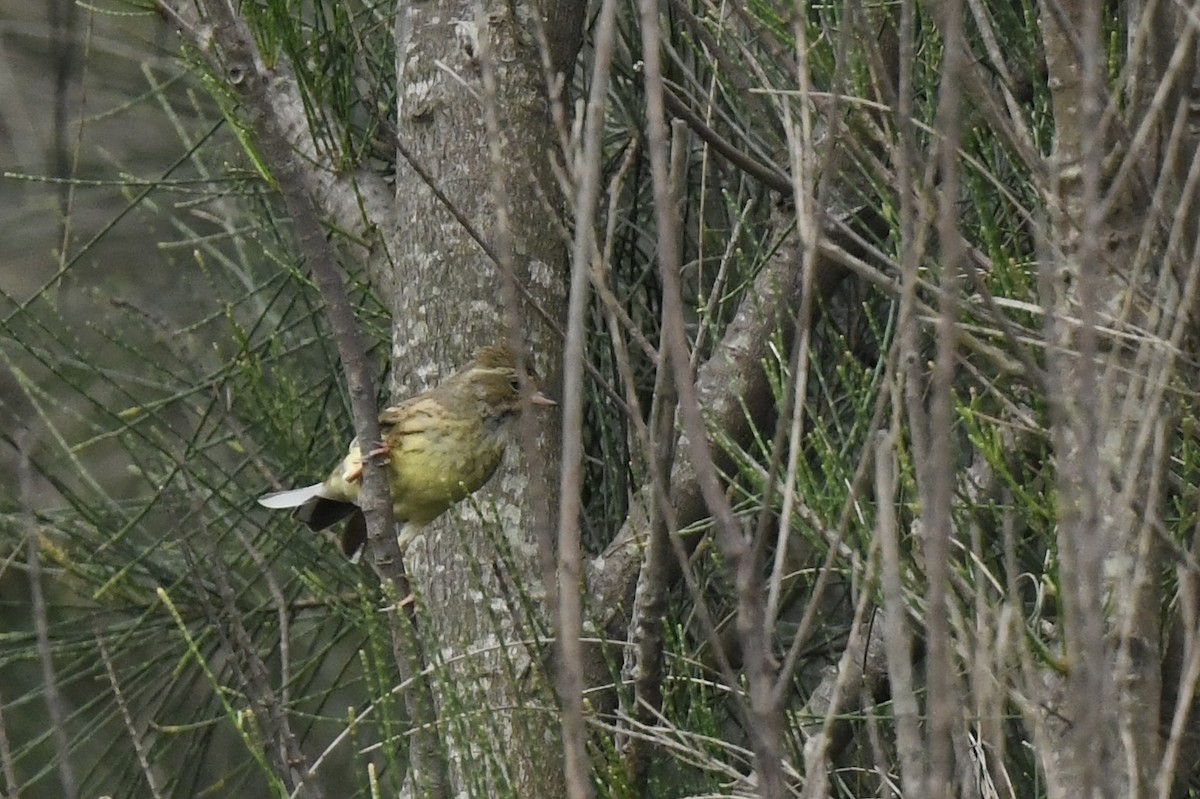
[388,2,578,794]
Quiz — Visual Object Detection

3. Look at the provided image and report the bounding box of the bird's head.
[455,343,556,427]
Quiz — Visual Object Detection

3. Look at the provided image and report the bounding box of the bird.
[258,343,556,561]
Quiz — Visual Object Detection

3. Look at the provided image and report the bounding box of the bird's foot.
[366,441,392,461]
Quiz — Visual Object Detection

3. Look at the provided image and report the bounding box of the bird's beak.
[530,390,557,407]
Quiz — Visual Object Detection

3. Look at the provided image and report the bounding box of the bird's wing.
[379,395,442,436]
[378,395,421,429]
[258,483,328,509]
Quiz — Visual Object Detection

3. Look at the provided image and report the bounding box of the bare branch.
[547,0,625,788]
[925,1,967,795]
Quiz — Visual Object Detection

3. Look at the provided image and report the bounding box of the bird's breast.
[387,416,507,524]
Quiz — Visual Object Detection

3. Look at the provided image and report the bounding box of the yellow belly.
[385,417,507,525]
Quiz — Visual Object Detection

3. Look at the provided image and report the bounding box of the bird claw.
[366,441,392,461]
[343,441,391,485]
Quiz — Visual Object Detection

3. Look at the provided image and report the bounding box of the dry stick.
[773,363,894,708]
[768,0,879,712]
[1042,4,1111,796]
[690,170,811,799]
[768,0,926,787]
[189,510,318,799]
[530,14,575,167]
[637,4,782,798]
[1128,416,1169,795]
[622,123,689,788]
[926,1,967,796]
[1005,484,1062,796]
[595,200,881,789]
[1098,72,1200,799]
[96,631,166,799]
[661,88,790,195]
[767,5,823,637]
[741,2,900,787]
[0,691,16,798]
[1149,118,1200,799]
[551,0,622,790]
[889,0,930,794]
[1102,131,1200,687]
[151,2,391,240]
[798,562,886,799]
[1107,43,1200,519]
[1159,528,1200,798]
[817,220,1027,381]
[662,0,779,128]
[627,316,679,744]
[166,3,447,796]
[874,425,924,797]
[601,100,802,799]
[591,210,845,752]
[593,150,662,364]
[1101,7,1199,227]
[659,49,782,187]
[958,437,1024,795]
[692,197,754,362]
[862,683,899,798]
[1131,157,1200,799]
[597,141,658,392]
[231,524,293,710]
[592,137,678,787]
[901,4,1052,389]
[961,0,1044,172]
[784,89,1045,386]
[597,709,758,787]
[19,430,78,799]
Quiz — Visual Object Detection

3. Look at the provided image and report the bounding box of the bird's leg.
[344,441,392,485]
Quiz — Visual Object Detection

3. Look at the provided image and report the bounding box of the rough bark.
[388,0,578,794]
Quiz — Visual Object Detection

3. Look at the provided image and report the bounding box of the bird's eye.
[509,376,522,393]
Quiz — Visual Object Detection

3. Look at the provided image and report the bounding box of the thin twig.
[19,428,78,799]
[0,690,17,797]
[886,3,931,793]
[623,123,686,788]
[551,0,625,789]
[183,514,317,798]
[925,1,968,794]
[96,631,166,799]
[230,525,292,709]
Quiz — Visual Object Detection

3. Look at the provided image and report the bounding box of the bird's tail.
[257,484,327,509]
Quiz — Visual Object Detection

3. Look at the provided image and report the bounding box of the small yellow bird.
[258,344,556,560]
